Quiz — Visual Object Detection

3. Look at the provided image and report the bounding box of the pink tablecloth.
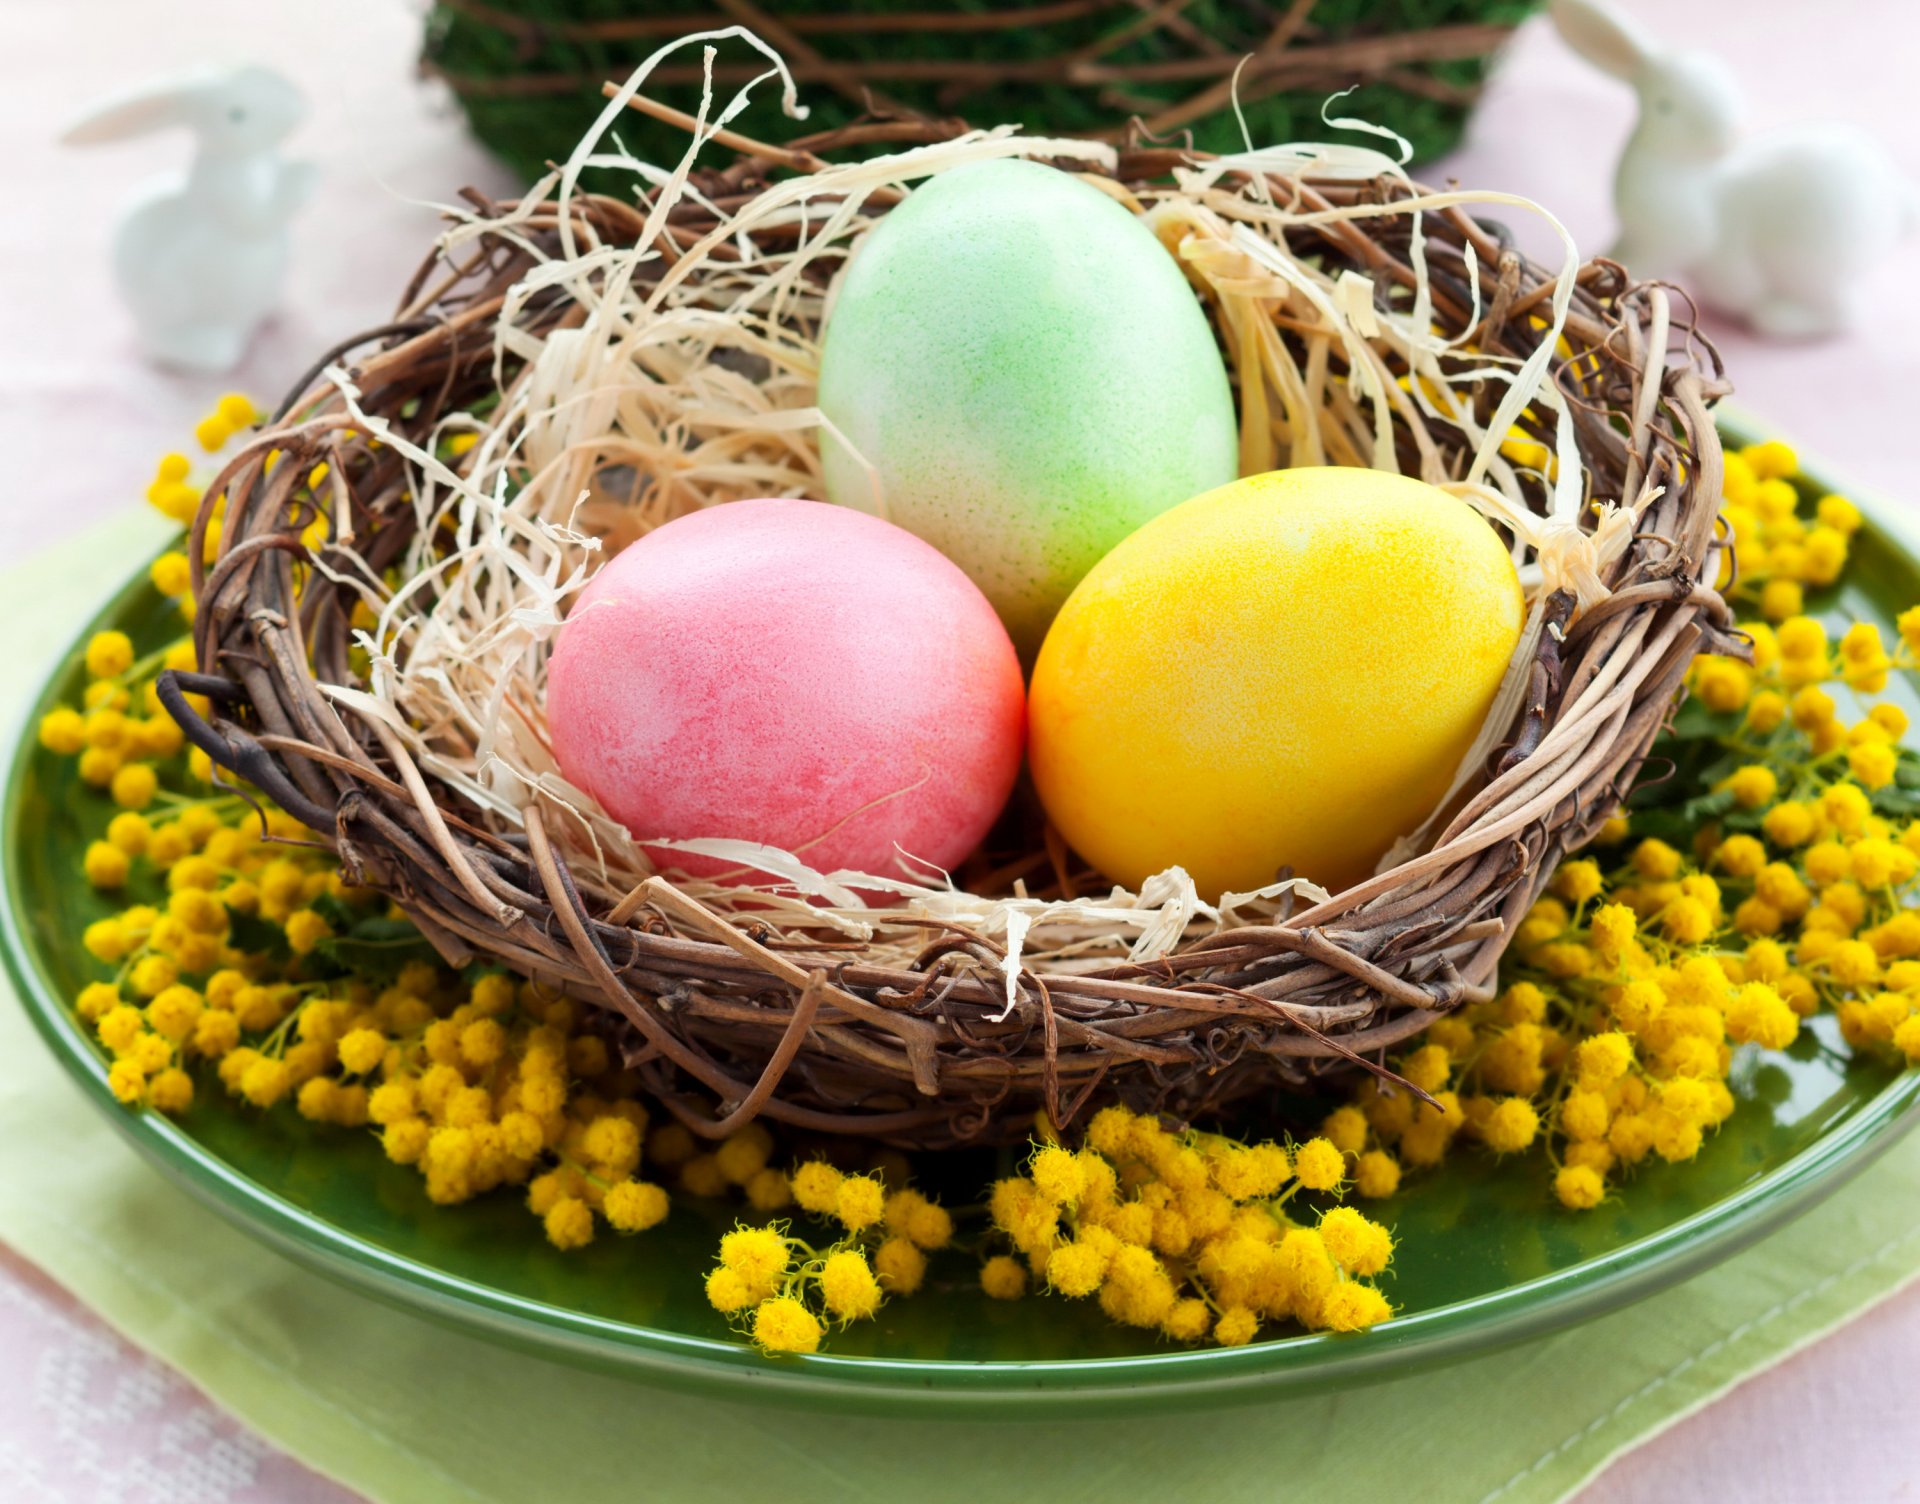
[4,1,1917,1499]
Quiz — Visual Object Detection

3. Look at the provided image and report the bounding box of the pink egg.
[547,498,1026,884]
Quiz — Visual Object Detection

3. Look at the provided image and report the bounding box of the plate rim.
[10,434,1920,1416]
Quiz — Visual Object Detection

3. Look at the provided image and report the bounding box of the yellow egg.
[1029,467,1526,897]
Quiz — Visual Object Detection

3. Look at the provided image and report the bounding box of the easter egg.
[546,499,1025,882]
[1029,468,1525,897]
[817,157,1238,658]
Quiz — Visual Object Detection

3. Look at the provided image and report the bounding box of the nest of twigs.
[163,48,1737,1149]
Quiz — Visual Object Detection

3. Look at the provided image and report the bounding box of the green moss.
[423,0,1541,183]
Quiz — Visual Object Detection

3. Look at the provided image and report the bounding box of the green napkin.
[4,512,1919,1504]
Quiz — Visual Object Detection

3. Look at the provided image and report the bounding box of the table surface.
[3,1,1917,1500]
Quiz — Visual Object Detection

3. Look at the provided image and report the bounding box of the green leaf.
[1860,749,1920,817]
[344,916,429,944]
[309,891,357,929]
[227,910,288,961]
[1663,699,1746,743]
[314,927,441,982]
[1616,805,1701,846]
[1679,787,1738,825]
[301,907,442,983]
[1629,741,1725,815]
[1871,784,1920,818]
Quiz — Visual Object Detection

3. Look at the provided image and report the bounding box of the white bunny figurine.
[63,66,316,372]
[1550,0,1917,338]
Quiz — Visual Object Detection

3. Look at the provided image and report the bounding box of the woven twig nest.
[164,74,1736,1150]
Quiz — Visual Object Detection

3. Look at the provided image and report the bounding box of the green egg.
[817,157,1238,659]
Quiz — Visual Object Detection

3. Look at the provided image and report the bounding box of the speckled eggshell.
[546,498,1025,882]
[1028,467,1526,898]
[817,157,1238,659]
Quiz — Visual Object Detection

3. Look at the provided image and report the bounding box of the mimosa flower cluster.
[1323,441,1920,1211]
[47,609,695,1246]
[982,1113,1392,1343]
[43,403,681,1251]
[705,1158,955,1354]
[1714,438,1861,621]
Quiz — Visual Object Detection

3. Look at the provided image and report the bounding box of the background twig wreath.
[421,0,1541,181]
[161,55,1736,1150]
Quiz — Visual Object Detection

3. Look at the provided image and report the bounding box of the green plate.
[8,436,1920,1418]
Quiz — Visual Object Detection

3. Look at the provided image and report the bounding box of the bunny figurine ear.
[61,72,211,146]
[1549,0,1652,80]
